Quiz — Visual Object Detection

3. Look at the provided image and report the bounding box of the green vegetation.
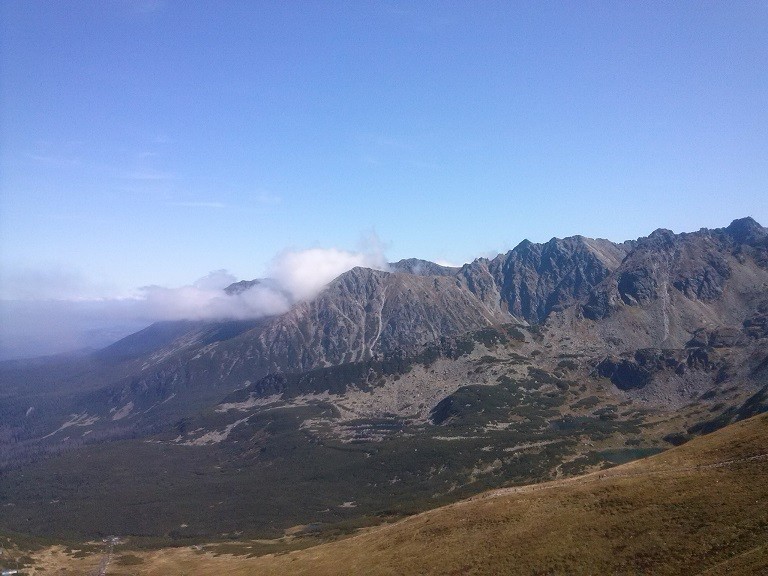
[570,395,600,409]
[0,359,651,543]
[471,327,509,348]
[686,384,768,436]
[0,319,757,553]
[34,413,765,575]
[114,553,144,566]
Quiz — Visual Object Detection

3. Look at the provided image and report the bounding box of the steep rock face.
[584,229,678,318]
[579,219,768,349]
[461,236,630,324]
[79,267,513,418]
[456,258,504,316]
[726,216,768,245]
[237,267,508,373]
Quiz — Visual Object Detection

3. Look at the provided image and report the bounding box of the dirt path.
[89,540,114,576]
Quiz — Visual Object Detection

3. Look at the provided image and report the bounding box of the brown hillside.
[239,414,768,576]
[34,412,766,576]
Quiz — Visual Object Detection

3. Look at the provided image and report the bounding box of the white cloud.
[193,270,237,291]
[268,246,387,301]
[136,279,291,321]
[0,237,390,358]
[134,241,388,322]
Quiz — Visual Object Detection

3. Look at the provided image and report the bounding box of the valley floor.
[11,413,768,576]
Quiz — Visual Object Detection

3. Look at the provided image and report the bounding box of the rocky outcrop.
[5,216,768,477]
[687,327,745,349]
[224,279,262,295]
[744,314,768,339]
[93,218,768,406]
[461,236,630,324]
[198,260,507,376]
[725,216,768,246]
[595,347,719,390]
[241,267,507,372]
[581,220,768,332]
[113,218,767,388]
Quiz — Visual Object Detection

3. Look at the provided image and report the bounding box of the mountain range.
[0,217,766,544]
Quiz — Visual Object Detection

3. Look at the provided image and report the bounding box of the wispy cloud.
[137,271,291,321]
[268,243,387,301]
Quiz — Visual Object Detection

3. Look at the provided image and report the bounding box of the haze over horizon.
[1,1,767,358]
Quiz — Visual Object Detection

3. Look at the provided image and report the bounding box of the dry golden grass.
[26,413,768,575]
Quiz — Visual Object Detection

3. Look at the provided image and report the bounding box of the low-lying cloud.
[0,243,389,359]
[138,272,291,321]
[139,243,387,321]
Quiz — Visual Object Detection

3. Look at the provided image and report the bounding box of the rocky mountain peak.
[224,279,262,295]
[579,217,768,349]
[726,217,766,245]
[468,233,627,325]
[639,228,677,250]
[388,258,460,277]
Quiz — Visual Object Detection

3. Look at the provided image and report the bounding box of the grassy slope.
[70,412,768,576]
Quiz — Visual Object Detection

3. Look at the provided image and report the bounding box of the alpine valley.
[1,218,767,573]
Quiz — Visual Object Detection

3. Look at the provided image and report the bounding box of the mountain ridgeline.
[102,216,768,375]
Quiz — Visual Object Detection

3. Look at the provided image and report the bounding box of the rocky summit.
[0,217,767,542]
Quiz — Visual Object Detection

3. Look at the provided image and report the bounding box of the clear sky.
[1,1,767,356]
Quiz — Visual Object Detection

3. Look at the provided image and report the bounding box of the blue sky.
[1,1,767,356]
